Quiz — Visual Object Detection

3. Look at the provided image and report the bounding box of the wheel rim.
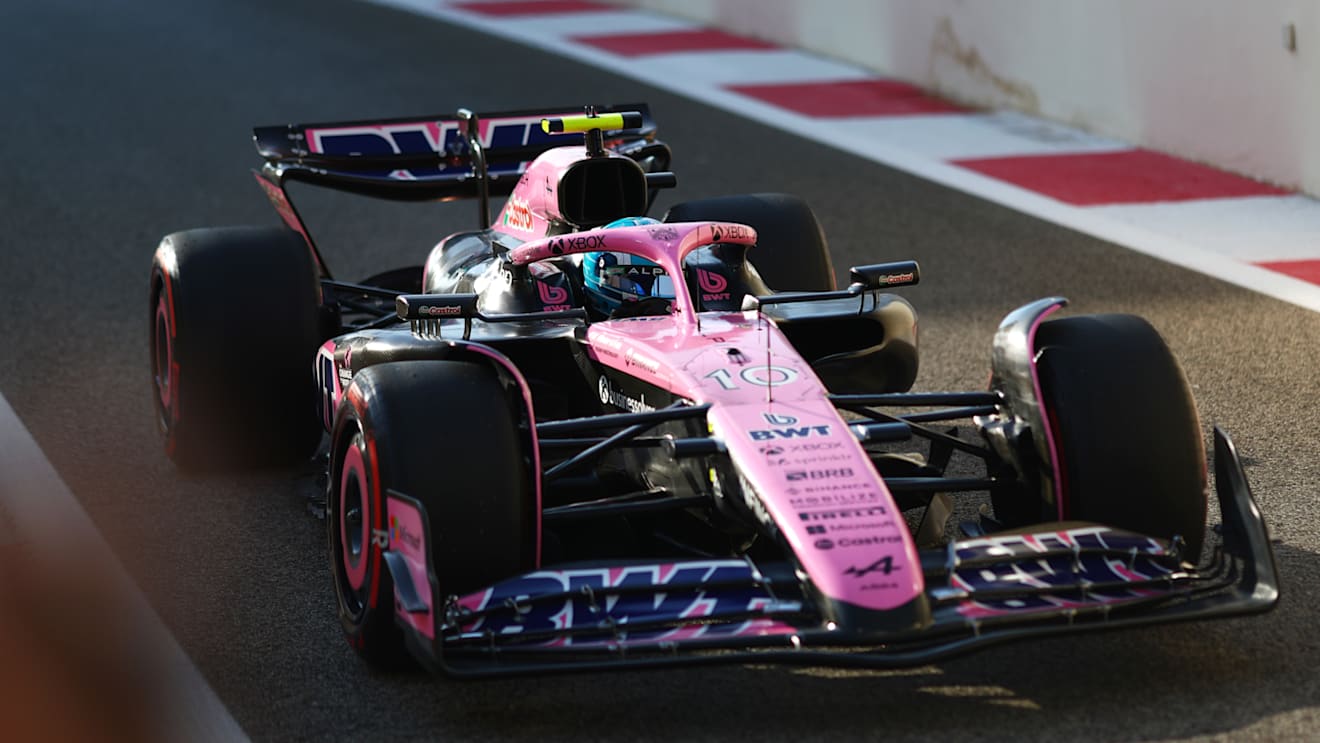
[337,434,371,614]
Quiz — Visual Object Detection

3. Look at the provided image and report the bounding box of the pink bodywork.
[509,221,925,611]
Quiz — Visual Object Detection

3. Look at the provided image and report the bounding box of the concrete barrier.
[612,0,1320,197]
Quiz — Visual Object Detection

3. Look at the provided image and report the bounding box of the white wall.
[612,0,1320,197]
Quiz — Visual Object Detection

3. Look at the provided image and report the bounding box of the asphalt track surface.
[2,0,1319,740]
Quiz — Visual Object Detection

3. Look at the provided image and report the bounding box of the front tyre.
[1034,314,1208,563]
[328,361,537,667]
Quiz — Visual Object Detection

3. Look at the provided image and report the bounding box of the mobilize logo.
[790,492,883,508]
[786,468,853,482]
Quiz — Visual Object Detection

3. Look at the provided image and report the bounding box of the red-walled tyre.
[150,226,322,469]
[328,360,537,667]
[1033,314,1208,563]
[664,193,836,292]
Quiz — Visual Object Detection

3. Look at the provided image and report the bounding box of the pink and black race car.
[149,105,1277,676]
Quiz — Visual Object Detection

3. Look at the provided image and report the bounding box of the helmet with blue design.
[582,217,674,316]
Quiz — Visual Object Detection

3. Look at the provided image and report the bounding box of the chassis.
[148,104,1278,676]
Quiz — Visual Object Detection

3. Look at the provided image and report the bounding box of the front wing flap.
[411,428,1276,677]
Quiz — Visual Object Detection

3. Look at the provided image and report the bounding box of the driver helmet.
[582,217,674,316]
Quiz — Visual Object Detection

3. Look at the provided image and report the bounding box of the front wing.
[391,428,1277,677]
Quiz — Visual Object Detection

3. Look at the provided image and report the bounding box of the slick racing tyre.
[149,226,322,469]
[328,361,537,667]
[1033,314,1208,563]
[664,193,836,292]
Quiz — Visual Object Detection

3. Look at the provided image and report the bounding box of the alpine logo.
[844,556,897,578]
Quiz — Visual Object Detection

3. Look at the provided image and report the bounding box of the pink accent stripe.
[953,150,1290,206]
[452,0,611,15]
[728,79,968,117]
[574,29,778,57]
[1026,302,1068,521]
[1256,259,1320,286]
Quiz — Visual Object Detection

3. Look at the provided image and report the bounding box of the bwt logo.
[537,281,569,307]
[749,425,831,441]
[307,115,566,175]
[696,271,728,295]
[458,561,775,640]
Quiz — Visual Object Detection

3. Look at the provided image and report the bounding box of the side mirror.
[848,261,920,290]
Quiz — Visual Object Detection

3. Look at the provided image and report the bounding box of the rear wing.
[252,103,660,202]
[252,103,665,279]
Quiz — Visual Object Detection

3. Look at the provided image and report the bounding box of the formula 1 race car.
[149,103,1278,676]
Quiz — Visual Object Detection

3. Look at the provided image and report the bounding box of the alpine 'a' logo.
[844,556,896,578]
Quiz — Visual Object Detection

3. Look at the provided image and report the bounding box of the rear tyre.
[149,226,323,469]
[1034,314,1208,563]
[328,361,537,667]
[664,193,836,291]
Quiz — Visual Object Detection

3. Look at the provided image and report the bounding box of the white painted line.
[1089,195,1320,263]
[368,0,1320,314]
[614,50,876,85]
[829,111,1131,161]
[0,393,248,742]
[488,11,698,36]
